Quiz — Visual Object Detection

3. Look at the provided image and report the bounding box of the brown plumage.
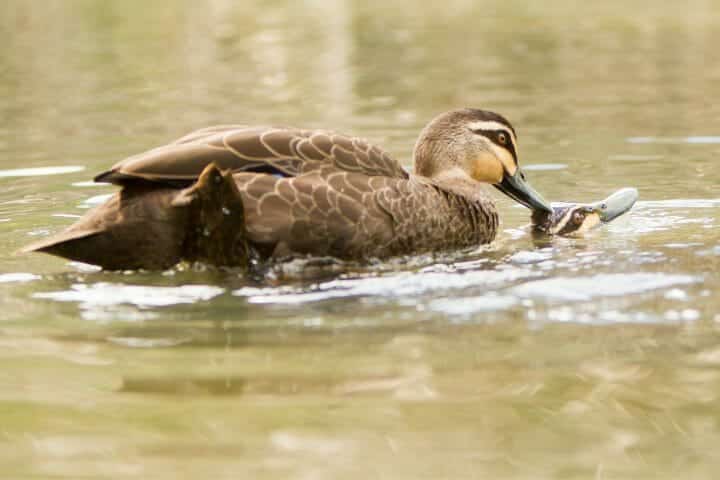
[23,165,249,270]
[24,108,553,270]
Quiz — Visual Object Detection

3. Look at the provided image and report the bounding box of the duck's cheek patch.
[563,213,602,237]
[471,152,504,184]
[490,145,517,176]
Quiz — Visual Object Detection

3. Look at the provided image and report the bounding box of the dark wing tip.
[17,242,42,255]
[93,170,191,188]
[19,240,57,255]
[93,169,124,184]
[19,229,99,256]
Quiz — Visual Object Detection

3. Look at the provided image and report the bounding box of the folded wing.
[95,126,409,185]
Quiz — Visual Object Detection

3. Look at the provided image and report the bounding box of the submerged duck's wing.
[95,126,408,185]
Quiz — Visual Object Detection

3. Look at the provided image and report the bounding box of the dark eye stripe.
[472,129,517,163]
[558,209,586,235]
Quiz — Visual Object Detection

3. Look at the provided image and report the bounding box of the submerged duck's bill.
[590,187,639,223]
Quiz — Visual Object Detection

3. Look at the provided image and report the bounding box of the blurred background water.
[1,1,720,478]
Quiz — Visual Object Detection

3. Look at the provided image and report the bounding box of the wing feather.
[233,171,397,258]
[95,126,408,185]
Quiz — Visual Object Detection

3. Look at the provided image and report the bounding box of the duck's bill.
[589,187,639,223]
[494,170,553,213]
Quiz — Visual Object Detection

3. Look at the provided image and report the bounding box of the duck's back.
[95,126,409,185]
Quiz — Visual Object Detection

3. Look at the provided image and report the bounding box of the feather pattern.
[233,171,496,259]
[95,126,408,184]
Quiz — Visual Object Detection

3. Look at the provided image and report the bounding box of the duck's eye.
[572,211,585,225]
[497,132,507,145]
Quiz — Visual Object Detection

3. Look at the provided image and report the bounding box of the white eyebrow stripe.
[467,121,517,147]
[552,209,575,234]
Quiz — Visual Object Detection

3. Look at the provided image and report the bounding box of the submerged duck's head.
[531,188,639,236]
[413,108,553,213]
[532,204,603,236]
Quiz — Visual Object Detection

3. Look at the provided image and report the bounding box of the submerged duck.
[25,108,556,270]
[531,188,638,236]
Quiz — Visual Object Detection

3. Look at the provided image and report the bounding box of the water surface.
[1,1,720,478]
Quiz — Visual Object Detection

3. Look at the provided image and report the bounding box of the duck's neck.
[418,166,492,204]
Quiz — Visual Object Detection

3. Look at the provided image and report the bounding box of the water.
[1,1,720,478]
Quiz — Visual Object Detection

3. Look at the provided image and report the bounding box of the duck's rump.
[22,186,190,270]
[22,166,250,270]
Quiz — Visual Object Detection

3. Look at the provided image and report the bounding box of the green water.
[1,1,720,478]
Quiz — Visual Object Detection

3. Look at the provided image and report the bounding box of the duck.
[531,187,638,237]
[23,108,555,270]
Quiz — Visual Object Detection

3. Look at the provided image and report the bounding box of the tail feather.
[20,188,189,270]
[20,229,101,256]
[21,163,250,271]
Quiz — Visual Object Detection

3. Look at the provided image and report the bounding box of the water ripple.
[635,199,720,209]
[512,273,699,302]
[235,268,538,305]
[0,273,40,283]
[427,295,518,317]
[523,163,568,171]
[34,283,225,308]
[627,136,720,144]
[80,194,114,208]
[0,166,85,178]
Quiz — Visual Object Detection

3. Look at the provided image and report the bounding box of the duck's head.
[414,108,553,213]
[531,188,639,236]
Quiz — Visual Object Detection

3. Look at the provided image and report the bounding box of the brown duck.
[23,108,555,270]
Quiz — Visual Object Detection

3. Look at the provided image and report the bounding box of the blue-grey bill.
[590,187,639,223]
[495,170,553,213]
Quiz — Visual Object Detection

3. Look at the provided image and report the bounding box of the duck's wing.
[94,126,409,185]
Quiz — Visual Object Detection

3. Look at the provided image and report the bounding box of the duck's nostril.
[601,203,607,209]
